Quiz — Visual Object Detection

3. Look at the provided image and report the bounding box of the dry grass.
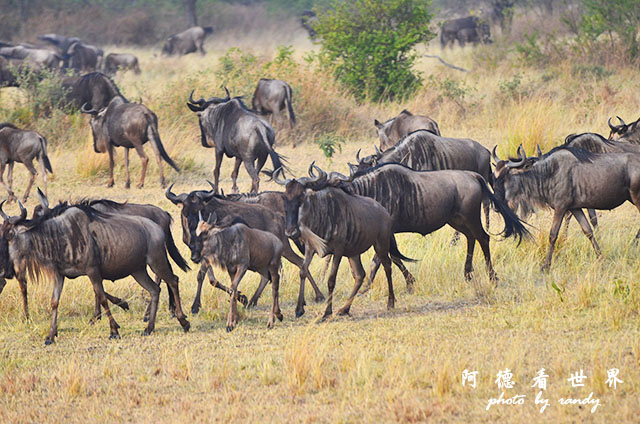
[1,19,640,424]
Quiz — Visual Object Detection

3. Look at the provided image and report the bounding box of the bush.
[12,67,71,118]
[314,0,435,102]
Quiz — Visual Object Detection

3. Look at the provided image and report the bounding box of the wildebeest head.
[354,146,384,173]
[165,182,216,256]
[161,36,177,55]
[374,118,394,148]
[491,145,531,205]
[80,101,112,153]
[0,200,27,279]
[607,116,640,141]
[186,89,231,147]
[479,22,492,43]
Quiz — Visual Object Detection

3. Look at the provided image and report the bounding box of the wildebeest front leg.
[571,209,601,256]
[17,275,28,320]
[208,266,247,305]
[45,273,65,345]
[336,256,365,316]
[243,159,260,194]
[230,157,242,193]
[542,210,566,272]
[587,209,598,228]
[321,255,342,321]
[123,148,131,188]
[227,266,248,332]
[106,146,115,187]
[0,162,14,202]
[360,255,382,295]
[21,159,38,203]
[248,274,269,309]
[390,256,416,293]
[266,266,283,329]
[132,269,160,335]
[88,272,121,339]
[133,144,149,188]
[295,247,316,318]
[6,162,16,202]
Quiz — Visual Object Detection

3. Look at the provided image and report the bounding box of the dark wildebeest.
[316,163,529,290]
[492,145,640,270]
[38,34,81,55]
[355,129,494,230]
[186,89,286,193]
[252,78,296,129]
[0,45,62,70]
[0,123,53,203]
[374,110,441,150]
[279,168,415,319]
[103,53,140,74]
[194,212,283,331]
[162,26,213,56]
[607,116,640,143]
[81,96,180,188]
[165,184,325,318]
[64,71,127,110]
[440,16,492,48]
[0,201,190,344]
[64,41,103,72]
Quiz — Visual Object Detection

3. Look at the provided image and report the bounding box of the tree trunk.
[18,0,29,20]
[184,0,197,27]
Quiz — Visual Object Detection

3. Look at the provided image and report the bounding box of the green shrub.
[314,134,345,161]
[314,0,435,102]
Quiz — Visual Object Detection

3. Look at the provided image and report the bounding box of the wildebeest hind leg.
[248,275,269,308]
[123,148,131,188]
[321,255,342,321]
[295,247,316,318]
[243,160,260,194]
[588,209,598,228]
[571,209,601,256]
[390,256,416,293]
[542,210,566,272]
[0,162,14,202]
[230,157,242,193]
[337,256,365,316]
[20,160,38,203]
[148,139,166,188]
[88,273,121,339]
[132,269,160,335]
[152,261,189,331]
[45,273,64,345]
[5,162,16,202]
[133,144,149,188]
[359,255,382,295]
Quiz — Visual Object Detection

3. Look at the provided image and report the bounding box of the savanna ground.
[1,9,640,424]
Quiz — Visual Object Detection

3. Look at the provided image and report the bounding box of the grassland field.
[0,20,639,423]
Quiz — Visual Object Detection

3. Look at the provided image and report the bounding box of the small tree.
[579,0,640,60]
[314,0,434,102]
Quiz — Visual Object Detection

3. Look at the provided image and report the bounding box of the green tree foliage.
[314,0,434,102]
[579,0,640,60]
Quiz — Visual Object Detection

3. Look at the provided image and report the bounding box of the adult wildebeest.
[162,26,213,56]
[64,71,127,110]
[0,201,190,344]
[194,212,283,331]
[608,116,640,143]
[311,163,528,290]
[186,89,286,194]
[440,16,492,48]
[38,34,81,55]
[81,96,180,188]
[103,53,140,74]
[279,168,414,319]
[0,123,53,203]
[374,110,440,150]
[63,41,104,72]
[166,184,325,318]
[252,78,296,129]
[492,144,640,270]
[0,45,62,70]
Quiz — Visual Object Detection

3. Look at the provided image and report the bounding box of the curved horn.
[80,102,97,114]
[492,145,502,163]
[7,201,27,224]
[308,161,317,177]
[374,145,382,157]
[536,144,543,158]
[507,146,527,168]
[348,162,358,176]
[356,148,361,162]
[207,211,216,225]
[274,167,292,186]
[618,116,627,126]
[223,87,230,100]
[0,201,8,222]
[328,171,351,184]
[608,117,618,132]
[165,183,188,205]
[206,180,216,193]
[37,188,49,211]
[198,210,204,223]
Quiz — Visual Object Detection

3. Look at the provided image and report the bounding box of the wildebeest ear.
[374,119,382,128]
[37,188,49,211]
[186,102,204,112]
[207,211,216,225]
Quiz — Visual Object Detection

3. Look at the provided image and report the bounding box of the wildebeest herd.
[1,27,640,346]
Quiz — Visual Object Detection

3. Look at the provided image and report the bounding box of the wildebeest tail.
[256,126,288,176]
[389,235,417,263]
[166,228,190,272]
[147,117,180,172]
[476,174,530,244]
[285,84,296,126]
[39,136,53,173]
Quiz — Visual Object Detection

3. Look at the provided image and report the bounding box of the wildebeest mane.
[24,201,108,228]
[381,131,458,170]
[0,122,18,130]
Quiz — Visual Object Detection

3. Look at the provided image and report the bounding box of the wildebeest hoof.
[319,314,331,323]
[181,320,191,332]
[124,181,131,189]
[276,312,283,322]
[44,338,54,346]
[247,299,258,309]
[226,325,234,332]
[142,329,152,336]
[143,316,149,322]
[406,283,415,294]
[387,299,395,309]
[119,301,130,311]
[106,181,114,188]
[191,304,200,314]
[136,183,144,189]
[238,294,249,307]
[295,308,305,318]
[109,333,121,340]
[314,294,325,303]
[337,309,350,316]
[464,272,473,281]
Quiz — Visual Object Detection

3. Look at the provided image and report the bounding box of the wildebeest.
[64,41,103,72]
[0,123,53,203]
[194,212,283,331]
[64,71,127,110]
[103,53,140,74]
[315,163,529,289]
[440,16,492,48]
[38,34,81,55]
[0,201,190,344]
[186,89,286,193]
[492,145,640,270]
[252,78,296,129]
[355,129,494,231]
[165,184,325,318]
[81,96,180,188]
[279,168,414,319]
[374,110,440,150]
[162,26,213,56]
[0,56,18,87]
[0,45,62,70]
[608,116,640,143]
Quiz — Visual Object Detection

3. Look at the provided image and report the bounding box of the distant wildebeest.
[0,45,62,70]
[186,88,286,193]
[0,56,18,87]
[64,41,103,72]
[0,123,53,203]
[493,144,640,270]
[300,10,318,39]
[166,184,325,318]
[278,167,414,319]
[355,129,494,231]
[81,96,180,188]
[38,34,81,55]
[319,163,529,289]
[162,26,213,56]
[608,116,640,143]
[64,71,127,110]
[0,201,191,344]
[252,78,296,129]
[374,110,441,149]
[440,16,492,48]
[103,53,140,74]
[194,212,284,331]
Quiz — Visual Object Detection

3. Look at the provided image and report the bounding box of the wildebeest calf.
[194,212,283,331]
